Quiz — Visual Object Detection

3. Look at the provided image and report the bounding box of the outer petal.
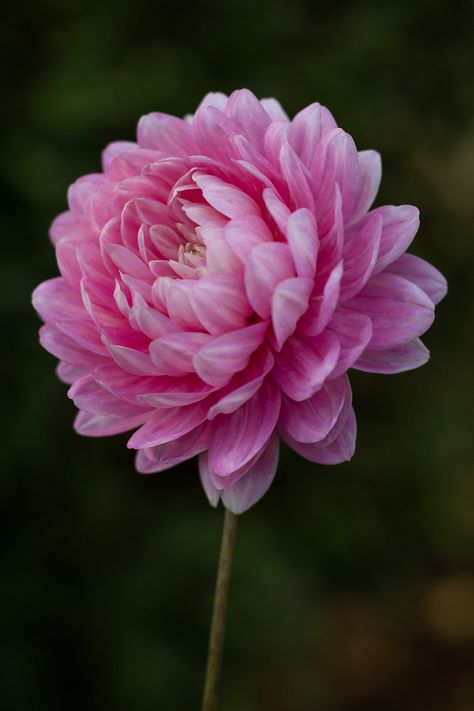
[339,213,382,301]
[369,205,420,274]
[345,273,434,349]
[279,375,350,443]
[137,113,195,155]
[68,375,149,416]
[353,338,430,373]
[327,308,373,378]
[135,422,212,474]
[207,378,281,476]
[288,102,337,167]
[272,333,340,401]
[127,399,212,449]
[385,253,448,305]
[283,407,356,465]
[350,150,382,223]
[207,346,274,419]
[221,433,280,514]
[193,322,268,387]
[74,409,151,437]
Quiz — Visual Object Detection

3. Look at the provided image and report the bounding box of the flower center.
[178,241,207,268]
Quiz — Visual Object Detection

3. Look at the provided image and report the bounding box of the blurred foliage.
[1,0,473,709]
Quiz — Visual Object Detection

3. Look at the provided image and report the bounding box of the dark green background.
[2,1,473,709]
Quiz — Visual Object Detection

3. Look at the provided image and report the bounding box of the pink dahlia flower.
[33,90,447,513]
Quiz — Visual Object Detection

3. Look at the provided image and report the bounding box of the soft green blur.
[1,0,473,709]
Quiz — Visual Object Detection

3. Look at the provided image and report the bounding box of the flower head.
[33,90,447,513]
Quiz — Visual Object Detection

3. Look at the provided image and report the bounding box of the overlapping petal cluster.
[33,90,446,513]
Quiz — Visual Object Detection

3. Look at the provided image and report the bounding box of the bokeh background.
[2,0,473,709]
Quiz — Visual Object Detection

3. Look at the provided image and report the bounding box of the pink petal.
[127,399,211,449]
[279,374,350,443]
[74,409,151,437]
[225,89,271,150]
[345,273,435,349]
[280,142,315,211]
[288,102,337,167]
[273,333,340,401]
[385,253,447,305]
[149,332,210,376]
[369,205,420,274]
[33,277,86,323]
[39,324,108,370]
[105,342,160,376]
[68,375,149,416]
[310,129,360,220]
[245,242,295,318]
[327,308,373,378]
[135,422,212,474]
[260,98,289,122]
[207,346,274,419]
[131,306,181,339]
[354,338,430,374]
[221,433,280,513]
[262,188,291,235]
[340,213,382,301]
[207,378,281,475]
[138,375,215,407]
[194,322,268,387]
[225,216,273,263]
[272,277,314,350]
[101,141,137,172]
[137,112,195,155]
[350,150,382,222]
[193,172,260,219]
[283,407,356,464]
[191,274,251,334]
[286,209,318,278]
[298,261,343,337]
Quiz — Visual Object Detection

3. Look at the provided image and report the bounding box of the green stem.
[201,508,238,711]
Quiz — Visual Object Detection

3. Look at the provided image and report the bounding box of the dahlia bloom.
[33,90,446,513]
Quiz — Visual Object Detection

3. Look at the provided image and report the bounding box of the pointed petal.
[245,242,295,318]
[283,407,356,464]
[149,331,210,376]
[272,333,340,401]
[74,409,150,437]
[127,399,211,449]
[207,378,280,475]
[191,274,251,334]
[221,433,280,513]
[279,374,350,443]
[350,150,382,222]
[327,308,373,378]
[193,173,260,219]
[340,213,382,301]
[385,253,447,305]
[137,112,195,155]
[207,346,274,419]
[272,277,313,350]
[286,208,318,278]
[193,322,268,387]
[298,261,343,337]
[135,422,212,473]
[345,273,435,349]
[354,338,430,373]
